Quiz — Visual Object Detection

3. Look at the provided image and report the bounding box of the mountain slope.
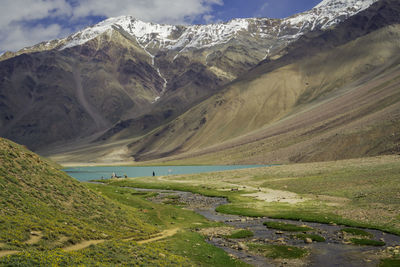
[0,137,157,249]
[0,0,378,153]
[70,0,400,164]
[0,0,378,61]
[1,137,248,266]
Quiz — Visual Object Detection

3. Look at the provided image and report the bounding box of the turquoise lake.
[64,165,268,182]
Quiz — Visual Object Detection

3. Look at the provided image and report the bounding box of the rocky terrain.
[102,0,400,164]
[0,0,381,160]
[134,188,400,267]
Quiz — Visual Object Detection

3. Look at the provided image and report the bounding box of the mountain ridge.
[2,0,396,165]
[0,0,377,62]
[48,0,400,165]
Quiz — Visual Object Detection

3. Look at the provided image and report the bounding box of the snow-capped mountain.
[60,0,377,51]
[1,0,377,61]
[286,0,378,30]
[0,0,385,153]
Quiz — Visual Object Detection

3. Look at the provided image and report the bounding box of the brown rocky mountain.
[0,0,376,153]
[3,0,398,165]
[48,0,400,165]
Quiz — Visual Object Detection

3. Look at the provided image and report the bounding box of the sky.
[0,0,321,54]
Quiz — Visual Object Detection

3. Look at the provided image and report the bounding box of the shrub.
[350,238,385,246]
[226,230,254,239]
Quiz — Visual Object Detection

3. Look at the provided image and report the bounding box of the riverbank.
[88,185,400,266]
[98,155,400,265]
[103,155,400,235]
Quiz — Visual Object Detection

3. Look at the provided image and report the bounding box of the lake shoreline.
[64,165,271,182]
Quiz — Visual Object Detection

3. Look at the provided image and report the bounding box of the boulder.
[305,238,313,244]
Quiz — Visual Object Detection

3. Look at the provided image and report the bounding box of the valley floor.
[2,155,400,266]
[100,155,400,266]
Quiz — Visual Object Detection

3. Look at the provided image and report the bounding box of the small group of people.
[111,172,127,179]
[108,171,157,178]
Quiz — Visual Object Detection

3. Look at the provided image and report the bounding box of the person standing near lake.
[153,171,155,176]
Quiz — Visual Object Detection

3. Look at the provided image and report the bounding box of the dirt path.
[0,231,44,258]
[137,228,179,244]
[24,231,42,245]
[63,240,105,252]
[157,176,306,204]
[0,227,180,256]
[0,251,19,258]
[242,189,304,204]
[62,228,180,252]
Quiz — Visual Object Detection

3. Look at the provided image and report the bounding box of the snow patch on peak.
[59,0,378,51]
[286,0,378,30]
[124,18,178,42]
[315,0,374,9]
[60,15,179,50]
[60,16,252,51]
[167,18,250,50]
[61,20,116,50]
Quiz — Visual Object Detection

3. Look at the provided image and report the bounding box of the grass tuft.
[226,230,254,239]
[341,228,373,237]
[263,221,313,232]
[380,258,400,267]
[350,238,385,246]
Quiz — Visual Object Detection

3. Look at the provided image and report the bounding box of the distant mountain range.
[2,0,400,165]
[0,0,377,60]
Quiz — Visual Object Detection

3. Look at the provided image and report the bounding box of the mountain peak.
[59,0,377,52]
[315,0,376,9]
[0,0,378,62]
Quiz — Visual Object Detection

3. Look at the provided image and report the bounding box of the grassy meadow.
[0,138,245,266]
[1,136,400,265]
[100,155,400,265]
[105,155,400,235]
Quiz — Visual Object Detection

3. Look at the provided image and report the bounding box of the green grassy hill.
[0,138,189,266]
[0,137,246,266]
[0,137,157,249]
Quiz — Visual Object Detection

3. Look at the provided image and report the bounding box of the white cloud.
[0,0,72,28]
[203,14,215,24]
[71,0,223,24]
[254,2,270,18]
[0,0,74,52]
[0,24,68,52]
[0,0,223,53]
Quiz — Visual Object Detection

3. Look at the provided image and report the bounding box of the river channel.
[133,188,400,267]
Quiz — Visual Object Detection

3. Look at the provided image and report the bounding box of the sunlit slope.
[127,22,400,163]
[165,64,400,164]
[47,0,400,165]
[0,137,155,250]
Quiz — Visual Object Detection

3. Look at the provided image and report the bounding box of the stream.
[133,188,399,267]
